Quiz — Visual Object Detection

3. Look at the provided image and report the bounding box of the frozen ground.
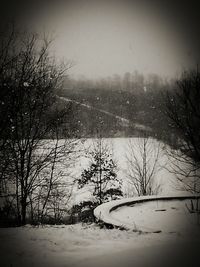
[0,223,199,267]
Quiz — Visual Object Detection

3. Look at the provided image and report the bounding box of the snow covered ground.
[1,138,198,266]
[0,223,199,267]
[31,137,187,207]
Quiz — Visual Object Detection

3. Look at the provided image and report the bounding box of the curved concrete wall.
[94,195,200,231]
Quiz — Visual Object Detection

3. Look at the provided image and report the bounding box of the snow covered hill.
[59,96,152,131]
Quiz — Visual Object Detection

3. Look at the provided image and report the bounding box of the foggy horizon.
[2,0,200,80]
[47,0,200,80]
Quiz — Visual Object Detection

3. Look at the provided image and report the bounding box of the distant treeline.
[58,72,178,145]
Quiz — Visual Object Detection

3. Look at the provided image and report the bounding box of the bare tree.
[165,69,200,194]
[125,137,161,196]
[28,136,77,224]
[0,26,78,225]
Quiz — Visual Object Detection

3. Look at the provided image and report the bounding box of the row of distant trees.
[64,71,169,93]
[60,71,175,142]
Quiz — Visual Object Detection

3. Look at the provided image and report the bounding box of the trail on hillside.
[59,96,151,131]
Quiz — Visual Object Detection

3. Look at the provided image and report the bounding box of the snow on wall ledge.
[93,195,200,231]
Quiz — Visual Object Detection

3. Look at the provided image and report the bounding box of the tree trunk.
[21,197,27,225]
[16,177,21,225]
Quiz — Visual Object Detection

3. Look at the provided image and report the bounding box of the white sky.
[26,0,198,79]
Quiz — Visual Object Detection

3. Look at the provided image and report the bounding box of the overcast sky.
[3,0,200,79]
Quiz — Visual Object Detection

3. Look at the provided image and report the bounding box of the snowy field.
[34,137,184,205]
[1,138,199,267]
[24,137,188,209]
[72,137,181,204]
[0,223,199,267]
